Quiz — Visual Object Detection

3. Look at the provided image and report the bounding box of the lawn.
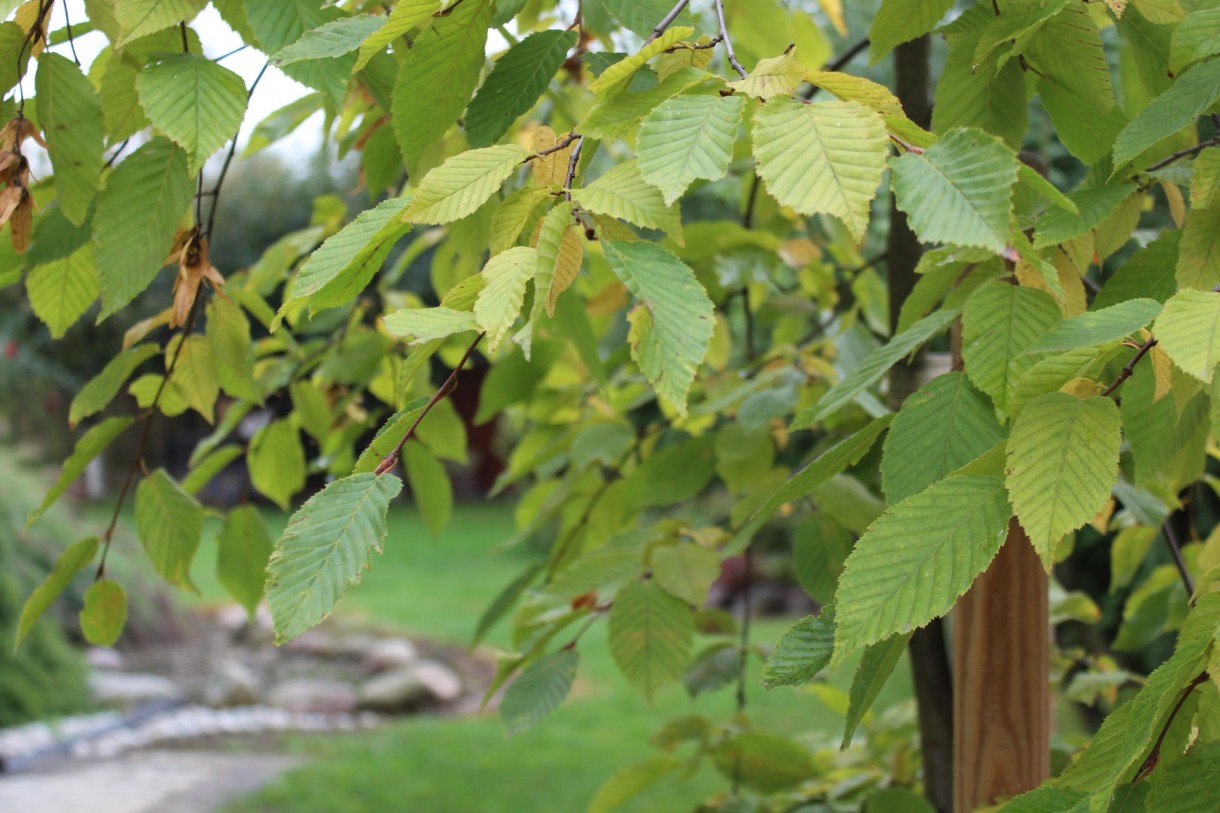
[181,502,912,813]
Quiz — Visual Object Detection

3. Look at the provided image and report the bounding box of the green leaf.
[588,27,693,97]
[403,441,452,539]
[245,0,351,106]
[833,476,1012,663]
[757,415,893,520]
[1006,393,1121,566]
[1024,299,1161,354]
[794,517,853,604]
[390,0,492,172]
[762,608,835,689]
[842,632,911,747]
[465,30,577,148]
[1177,206,1220,290]
[26,246,98,339]
[1032,183,1137,249]
[94,138,194,318]
[1121,362,1209,486]
[881,373,1005,504]
[1094,230,1180,310]
[1145,741,1220,812]
[36,53,104,225]
[997,788,1087,813]
[249,419,306,510]
[500,649,578,735]
[181,445,244,495]
[17,537,98,648]
[1169,8,1220,72]
[572,160,683,240]
[271,15,384,65]
[587,755,682,813]
[608,579,693,703]
[580,67,710,143]
[115,0,204,46]
[601,0,685,37]
[651,544,720,606]
[1016,162,1078,215]
[206,296,258,401]
[266,472,404,643]
[1114,59,1220,167]
[474,245,535,352]
[961,282,1062,417]
[1155,289,1220,382]
[135,469,204,589]
[1038,77,1127,166]
[793,308,959,428]
[602,240,713,416]
[869,0,954,63]
[727,49,807,100]
[79,579,127,647]
[216,505,273,617]
[384,306,478,343]
[69,344,159,426]
[355,0,439,72]
[166,334,219,423]
[637,93,743,205]
[932,29,1028,150]
[287,197,412,310]
[404,145,525,225]
[28,417,132,528]
[136,53,248,171]
[626,436,716,510]
[752,97,887,242]
[1022,4,1114,110]
[891,128,1018,253]
[1009,344,1122,419]
[711,732,816,793]
[865,788,937,813]
[530,200,583,327]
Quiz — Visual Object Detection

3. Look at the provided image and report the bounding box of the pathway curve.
[0,750,300,813]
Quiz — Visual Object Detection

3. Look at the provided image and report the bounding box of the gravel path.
[0,750,300,813]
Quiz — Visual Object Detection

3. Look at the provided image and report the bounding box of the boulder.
[362,638,418,674]
[204,658,261,707]
[88,671,181,707]
[267,678,357,714]
[84,647,124,670]
[358,660,463,712]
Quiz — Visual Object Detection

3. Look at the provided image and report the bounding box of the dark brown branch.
[374,333,483,476]
[62,0,80,65]
[1160,521,1195,598]
[713,0,748,78]
[644,0,690,44]
[103,139,131,171]
[522,132,580,163]
[1101,337,1157,397]
[1145,136,1220,173]
[562,136,584,202]
[1132,671,1210,783]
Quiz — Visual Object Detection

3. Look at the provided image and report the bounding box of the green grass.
[190,503,911,813]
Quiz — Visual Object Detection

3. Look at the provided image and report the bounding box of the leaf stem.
[1161,520,1195,598]
[374,333,484,476]
[713,0,748,78]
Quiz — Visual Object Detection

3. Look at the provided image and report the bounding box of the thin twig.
[179,21,190,53]
[62,0,81,65]
[889,134,925,154]
[713,0,748,78]
[522,132,580,163]
[1132,671,1209,782]
[374,334,483,475]
[644,0,690,44]
[14,0,54,115]
[1101,337,1157,397]
[1145,136,1220,173]
[213,44,249,62]
[1161,521,1195,598]
[562,136,584,202]
[103,139,131,171]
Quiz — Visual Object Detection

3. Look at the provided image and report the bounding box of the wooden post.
[953,520,1050,811]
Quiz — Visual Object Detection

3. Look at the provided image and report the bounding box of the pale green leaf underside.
[475,246,536,352]
[869,0,954,63]
[383,306,478,343]
[833,475,1012,664]
[272,15,385,65]
[842,632,910,748]
[266,473,404,643]
[137,54,248,171]
[69,344,160,426]
[404,145,525,225]
[1006,392,1121,566]
[500,649,578,735]
[961,281,1062,416]
[287,196,412,305]
[1113,59,1220,167]
[26,246,98,339]
[752,97,888,242]
[638,93,743,205]
[355,0,439,72]
[1024,298,1161,354]
[17,537,99,647]
[572,160,683,240]
[1155,288,1220,382]
[608,580,693,703]
[36,53,104,226]
[135,469,204,589]
[116,0,204,46]
[762,608,835,689]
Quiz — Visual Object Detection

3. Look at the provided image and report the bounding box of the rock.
[267,679,357,714]
[362,638,418,674]
[281,629,374,659]
[204,659,261,707]
[88,672,181,707]
[84,647,124,670]
[357,661,463,712]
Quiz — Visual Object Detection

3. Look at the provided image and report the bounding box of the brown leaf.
[10,191,32,253]
[170,234,226,328]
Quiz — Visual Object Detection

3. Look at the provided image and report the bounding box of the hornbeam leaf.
[805,70,904,116]
[932,30,1028,150]
[136,53,248,171]
[500,649,578,735]
[28,417,133,528]
[36,53,104,226]
[17,537,99,647]
[891,127,1018,253]
[79,579,126,647]
[727,49,807,100]
[1113,59,1220,167]
[271,15,385,65]
[603,240,713,416]
[216,505,273,618]
[588,756,682,813]
[25,246,98,339]
[580,67,711,143]
[266,473,404,643]
[390,0,491,173]
[135,469,204,589]
[652,544,720,606]
[404,145,526,225]
[1023,299,1161,354]
[869,0,954,63]
[248,419,306,511]
[1023,4,1114,110]
[1177,206,1220,290]
[1006,393,1121,566]
[402,442,452,539]
[1032,183,1136,249]
[638,94,743,205]
[997,788,1087,813]
[832,475,1012,664]
[115,0,204,46]
[881,373,1004,504]
[465,30,577,148]
[1145,741,1220,812]
[762,608,836,689]
[475,246,536,352]
[588,27,693,96]
[842,632,911,747]
[792,309,959,428]
[608,580,693,703]
[1155,289,1220,382]
[752,97,887,242]
[69,344,159,426]
[961,281,1062,417]
[602,0,687,38]
[384,307,478,343]
[94,138,193,318]
[245,0,350,105]
[572,161,683,241]
[755,415,894,520]
[355,0,439,72]
[1169,8,1220,73]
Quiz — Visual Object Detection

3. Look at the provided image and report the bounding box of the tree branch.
[374,333,484,476]
[713,0,748,78]
[1145,136,1220,173]
[1101,337,1157,397]
[204,61,270,240]
[644,0,690,44]
[1132,671,1209,782]
[1161,520,1195,598]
